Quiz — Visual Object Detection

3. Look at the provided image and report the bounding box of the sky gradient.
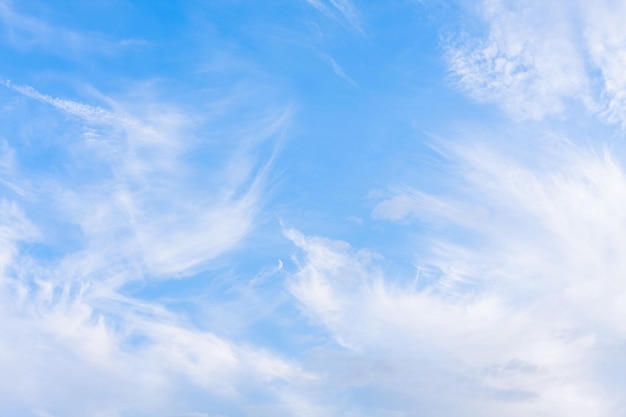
[2,1,626,416]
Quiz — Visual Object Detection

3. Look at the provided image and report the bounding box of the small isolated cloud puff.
[287,136,626,416]
[446,0,626,125]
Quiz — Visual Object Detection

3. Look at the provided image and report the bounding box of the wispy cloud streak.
[304,0,363,33]
[0,1,142,57]
[0,81,298,416]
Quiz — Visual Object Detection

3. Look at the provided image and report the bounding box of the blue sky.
[2,0,626,416]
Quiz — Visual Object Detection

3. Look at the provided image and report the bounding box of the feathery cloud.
[304,0,363,33]
[288,131,626,416]
[0,81,297,416]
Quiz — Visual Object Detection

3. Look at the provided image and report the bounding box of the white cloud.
[287,132,626,416]
[581,0,626,125]
[3,81,288,280]
[304,0,363,33]
[323,54,358,87]
[0,82,300,416]
[446,0,626,125]
[0,1,142,57]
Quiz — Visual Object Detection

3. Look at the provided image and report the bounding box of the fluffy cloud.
[447,0,626,125]
[288,132,626,416]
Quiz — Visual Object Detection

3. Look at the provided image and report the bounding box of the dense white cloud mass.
[447,0,626,124]
[290,134,626,416]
